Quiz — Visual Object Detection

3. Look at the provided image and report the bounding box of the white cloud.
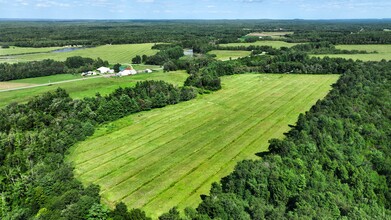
[35,0,70,8]
[137,0,155,2]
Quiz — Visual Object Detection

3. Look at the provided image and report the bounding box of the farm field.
[0,43,158,64]
[245,32,293,39]
[219,40,298,48]
[0,46,62,56]
[68,73,339,218]
[314,44,391,61]
[207,50,251,60]
[0,71,187,108]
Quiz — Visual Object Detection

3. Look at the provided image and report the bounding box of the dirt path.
[0,75,104,93]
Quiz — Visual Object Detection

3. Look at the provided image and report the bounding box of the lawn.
[207,50,251,60]
[0,71,187,108]
[314,44,391,61]
[219,40,298,48]
[0,43,158,64]
[67,73,339,218]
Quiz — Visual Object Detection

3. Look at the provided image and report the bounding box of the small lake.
[52,47,86,53]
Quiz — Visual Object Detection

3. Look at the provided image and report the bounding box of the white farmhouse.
[97,67,114,74]
[118,67,137,76]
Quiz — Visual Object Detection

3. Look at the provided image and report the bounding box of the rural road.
[0,75,105,93]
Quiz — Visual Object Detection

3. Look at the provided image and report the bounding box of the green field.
[219,40,298,48]
[0,71,187,108]
[0,44,158,64]
[314,44,391,61]
[0,46,62,56]
[207,50,251,60]
[67,73,339,218]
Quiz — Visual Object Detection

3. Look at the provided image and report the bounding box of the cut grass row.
[0,43,158,64]
[0,71,187,108]
[68,73,339,218]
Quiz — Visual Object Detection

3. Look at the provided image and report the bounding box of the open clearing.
[0,46,62,56]
[0,82,36,90]
[207,50,251,60]
[68,73,339,218]
[246,32,294,39]
[0,71,187,108]
[0,43,158,64]
[314,44,391,61]
[219,40,298,48]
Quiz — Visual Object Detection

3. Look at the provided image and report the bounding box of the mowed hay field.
[315,44,391,61]
[0,71,187,108]
[68,73,339,218]
[207,50,251,60]
[0,43,158,64]
[0,46,62,56]
[219,40,298,48]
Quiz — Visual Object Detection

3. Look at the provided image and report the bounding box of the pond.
[52,47,86,53]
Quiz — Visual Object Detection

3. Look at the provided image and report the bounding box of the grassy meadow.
[219,40,298,48]
[207,50,251,60]
[314,44,391,61]
[0,46,62,56]
[0,43,158,64]
[67,73,339,218]
[0,71,187,108]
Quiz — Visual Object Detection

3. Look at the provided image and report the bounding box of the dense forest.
[1,20,391,47]
[0,81,196,219]
[178,60,391,219]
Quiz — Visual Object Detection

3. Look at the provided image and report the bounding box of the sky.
[0,0,390,20]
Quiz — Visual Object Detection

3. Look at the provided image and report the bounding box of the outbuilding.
[97,67,114,74]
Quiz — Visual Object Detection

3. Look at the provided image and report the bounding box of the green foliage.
[0,79,197,219]
[146,46,184,66]
[0,57,108,82]
[191,60,391,219]
[113,63,121,73]
[132,55,142,64]
[0,59,65,81]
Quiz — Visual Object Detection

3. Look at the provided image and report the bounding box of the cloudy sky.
[0,0,390,20]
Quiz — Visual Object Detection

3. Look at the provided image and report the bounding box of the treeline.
[286,30,391,44]
[145,45,184,66]
[289,41,371,54]
[0,56,108,81]
[0,81,197,219]
[183,52,361,91]
[215,42,371,55]
[159,56,391,219]
[2,20,391,48]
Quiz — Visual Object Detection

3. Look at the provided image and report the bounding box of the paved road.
[0,75,104,93]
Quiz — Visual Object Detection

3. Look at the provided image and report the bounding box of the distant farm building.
[118,66,137,76]
[184,49,194,56]
[97,67,114,74]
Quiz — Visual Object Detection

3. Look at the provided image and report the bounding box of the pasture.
[207,50,251,60]
[0,43,158,64]
[0,46,62,56]
[315,44,391,61]
[246,32,294,39]
[68,73,339,218]
[0,71,187,108]
[219,40,298,48]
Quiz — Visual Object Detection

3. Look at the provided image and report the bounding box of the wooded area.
[0,20,390,219]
